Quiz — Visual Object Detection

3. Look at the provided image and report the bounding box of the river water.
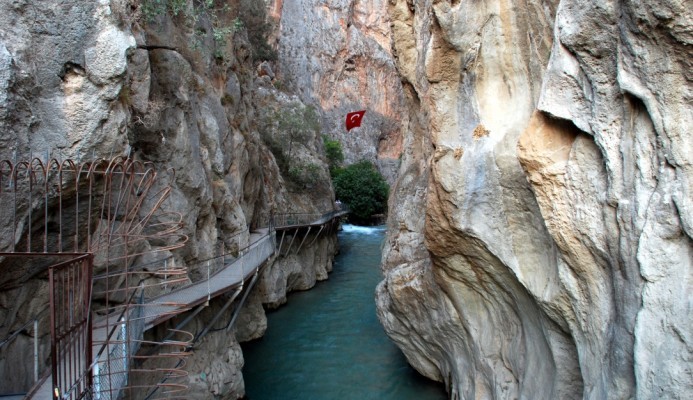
[241,225,447,400]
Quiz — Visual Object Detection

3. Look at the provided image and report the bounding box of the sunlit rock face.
[0,1,136,392]
[0,1,337,398]
[376,0,691,399]
[268,0,405,183]
[0,1,133,159]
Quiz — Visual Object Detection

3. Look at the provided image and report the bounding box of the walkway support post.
[193,287,243,346]
[294,226,312,254]
[307,225,325,247]
[283,230,298,257]
[226,269,262,332]
[277,230,287,256]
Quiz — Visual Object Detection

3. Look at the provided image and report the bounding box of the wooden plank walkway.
[27,209,348,400]
[275,209,349,230]
[143,230,275,329]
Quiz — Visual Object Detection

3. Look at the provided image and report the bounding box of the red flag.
[345,110,366,131]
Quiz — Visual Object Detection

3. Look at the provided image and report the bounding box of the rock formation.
[267,0,406,183]
[0,0,690,398]
[0,1,339,398]
[377,0,691,399]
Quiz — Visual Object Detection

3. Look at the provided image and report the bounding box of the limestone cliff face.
[0,1,337,398]
[268,0,405,183]
[377,0,691,399]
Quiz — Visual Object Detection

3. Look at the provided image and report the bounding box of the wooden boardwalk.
[26,209,347,400]
[28,232,275,400]
[143,230,275,329]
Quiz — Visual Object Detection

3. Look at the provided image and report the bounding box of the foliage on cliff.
[137,0,275,62]
[322,136,344,174]
[259,101,326,190]
[237,0,277,62]
[332,161,389,224]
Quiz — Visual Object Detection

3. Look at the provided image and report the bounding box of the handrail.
[274,206,349,229]
[18,206,350,400]
[145,230,274,308]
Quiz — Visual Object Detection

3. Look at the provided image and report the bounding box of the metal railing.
[144,231,276,328]
[0,156,188,400]
[93,289,144,400]
[273,205,349,229]
[273,213,324,228]
[49,253,93,400]
[0,151,350,399]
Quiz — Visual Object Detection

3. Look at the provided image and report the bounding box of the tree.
[275,104,319,160]
[259,102,322,187]
[332,161,389,224]
[322,135,344,174]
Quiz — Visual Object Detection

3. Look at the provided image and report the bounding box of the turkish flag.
[345,110,366,131]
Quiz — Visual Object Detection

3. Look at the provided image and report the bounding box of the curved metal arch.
[0,160,13,198]
[0,155,193,399]
[12,160,40,251]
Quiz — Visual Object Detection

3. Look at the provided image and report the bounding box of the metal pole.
[49,266,58,400]
[294,226,312,254]
[94,363,101,400]
[307,225,325,247]
[195,288,242,344]
[226,271,261,332]
[121,316,128,388]
[285,230,298,256]
[33,319,38,382]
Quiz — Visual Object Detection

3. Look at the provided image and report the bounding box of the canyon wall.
[268,0,406,183]
[377,0,691,399]
[0,1,338,398]
[1,0,690,398]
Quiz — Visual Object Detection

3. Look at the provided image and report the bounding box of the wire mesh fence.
[93,290,144,400]
[0,156,189,400]
[0,149,349,399]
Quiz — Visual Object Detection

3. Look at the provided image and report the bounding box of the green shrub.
[288,163,321,187]
[259,103,323,187]
[333,161,389,224]
[141,0,188,20]
[140,0,277,63]
[140,0,235,60]
[270,104,320,160]
[323,136,344,174]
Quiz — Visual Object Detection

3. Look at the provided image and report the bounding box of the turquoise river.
[241,225,447,400]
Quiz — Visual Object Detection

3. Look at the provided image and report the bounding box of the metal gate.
[49,254,93,400]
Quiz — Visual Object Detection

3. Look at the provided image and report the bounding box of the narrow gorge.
[0,0,690,399]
